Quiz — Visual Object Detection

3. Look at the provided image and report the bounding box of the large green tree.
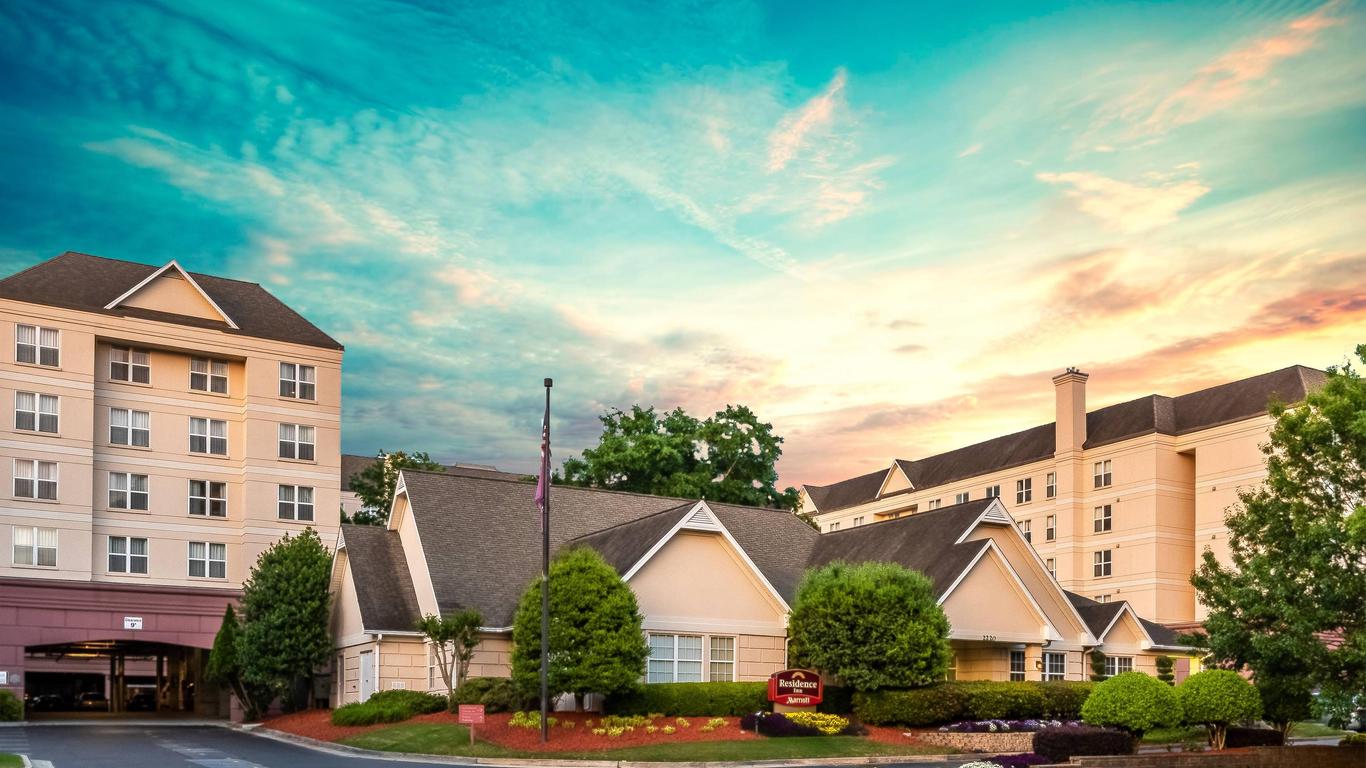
[510,547,649,708]
[787,561,952,691]
[204,605,273,720]
[347,450,445,525]
[1191,346,1366,712]
[559,404,800,511]
[238,529,334,709]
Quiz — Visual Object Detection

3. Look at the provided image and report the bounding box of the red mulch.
[865,724,926,746]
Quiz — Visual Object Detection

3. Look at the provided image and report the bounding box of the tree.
[1178,670,1261,750]
[347,450,445,525]
[238,529,334,709]
[205,605,272,720]
[1089,650,1108,682]
[1081,671,1182,738]
[1256,673,1312,737]
[510,547,649,708]
[1154,656,1175,685]
[1192,347,1366,709]
[560,404,801,511]
[787,561,951,691]
[417,609,483,711]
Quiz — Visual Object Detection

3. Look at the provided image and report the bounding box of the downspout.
[376,633,383,697]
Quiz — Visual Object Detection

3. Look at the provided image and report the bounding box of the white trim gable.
[103,260,240,329]
[622,501,790,612]
[1097,603,1156,650]
[875,462,914,498]
[938,539,1062,643]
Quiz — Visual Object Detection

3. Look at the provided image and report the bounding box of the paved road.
[9,724,969,768]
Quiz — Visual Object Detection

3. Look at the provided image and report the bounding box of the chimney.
[1053,367,1088,455]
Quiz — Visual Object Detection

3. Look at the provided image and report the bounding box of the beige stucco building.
[330,470,1190,706]
[0,251,342,714]
[801,366,1325,628]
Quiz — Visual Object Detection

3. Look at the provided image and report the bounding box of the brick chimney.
[1053,367,1088,455]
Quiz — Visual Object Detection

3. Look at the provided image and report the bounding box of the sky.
[0,0,1363,488]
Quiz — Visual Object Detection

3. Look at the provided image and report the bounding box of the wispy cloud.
[957,143,983,158]
[767,69,848,172]
[1036,167,1210,232]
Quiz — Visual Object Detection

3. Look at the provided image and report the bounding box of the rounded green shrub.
[1177,670,1261,750]
[366,689,446,714]
[1080,671,1181,737]
[453,676,531,713]
[0,689,22,721]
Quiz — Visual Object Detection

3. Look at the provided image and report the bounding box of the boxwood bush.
[452,676,532,713]
[605,681,768,716]
[0,690,22,721]
[1176,670,1261,750]
[366,689,446,714]
[1081,672,1181,737]
[1033,725,1135,762]
[331,699,415,726]
[854,681,1094,726]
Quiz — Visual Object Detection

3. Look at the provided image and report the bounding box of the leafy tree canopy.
[510,547,649,707]
[1191,346,1366,705]
[559,404,800,511]
[787,561,952,691]
[417,609,483,710]
[239,529,334,708]
[347,450,445,525]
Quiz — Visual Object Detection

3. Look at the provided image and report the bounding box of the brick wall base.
[1054,746,1365,768]
[916,731,1037,753]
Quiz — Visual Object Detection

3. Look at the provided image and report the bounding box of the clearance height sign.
[768,669,823,707]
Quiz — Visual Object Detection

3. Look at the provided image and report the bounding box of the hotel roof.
[340,453,526,493]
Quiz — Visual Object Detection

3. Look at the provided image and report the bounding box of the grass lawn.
[340,722,938,760]
[0,754,23,768]
[1289,721,1352,739]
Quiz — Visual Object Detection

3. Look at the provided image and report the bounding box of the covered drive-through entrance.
[24,639,209,717]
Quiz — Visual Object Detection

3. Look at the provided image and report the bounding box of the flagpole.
[540,378,552,744]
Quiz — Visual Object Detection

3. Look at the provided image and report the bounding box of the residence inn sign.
[768,669,823,707]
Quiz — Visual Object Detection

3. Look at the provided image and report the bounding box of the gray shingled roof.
[1065,591,1186,648]
[0,251,342,349]
[340,524,423,632]
[805,365,1325,513]
[341,453,526,493]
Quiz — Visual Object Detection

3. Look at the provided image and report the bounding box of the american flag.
[534,393,550,529]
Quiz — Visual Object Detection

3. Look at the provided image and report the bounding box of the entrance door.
[359,652,375,702]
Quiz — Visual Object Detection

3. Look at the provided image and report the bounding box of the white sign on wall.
[0,670,8,685]
[123,616,143,630]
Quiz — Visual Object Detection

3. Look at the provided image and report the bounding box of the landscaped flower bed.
[940,719,1080,732]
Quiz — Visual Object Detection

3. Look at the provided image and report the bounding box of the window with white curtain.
[13,459,57,500]
[1104,656,1133,677]
[278,485,314,521]
[189,417,227,455]
[1043,651,1066,681]
[188,541,226,578]
[110,346,150,383]
[190,358,229,394]
[954,492,970,504]
[109,408,150,447]
[189,480,227,517]
[278,423,315,461]
[15,392,58,433]
[108,536,149,574]
[647,634,703,683]
[279,363,316,400]
[13,525,57,566]
[108,472,149,511]
[16,324,59,367]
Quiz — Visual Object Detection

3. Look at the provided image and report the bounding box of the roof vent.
[681,503,721,531]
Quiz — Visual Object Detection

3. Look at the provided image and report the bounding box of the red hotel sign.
[458,704,485,724]
[768,668,823,706]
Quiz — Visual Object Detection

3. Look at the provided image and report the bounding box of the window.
[1045,557,1056,577]
[1043,651,1066,681]
[1046,471,1056,499]
[1016,478,1032,504]
[188,541,226,578]
[110,346,150,384]
[190,358,228,394]
[984,484,1001,498]
[1045,514,1056,541]
[945,654,958,681]
[954,491,969,504]
[1094,504,1112,533]
[1009,650,1026,682]
[1019,519,1032,543]
[16,324,59,367]
[927,498,942,510]
[709,636,736,682]
[1096,594,1112,603]
[108,536,148,574]
[1104,656,1133,677]
[15,392,58,433]
[189,480,227,517]
[277,423,315,461]
[852,515,864,526]
[13,459,57,500]
[279,363,316,400]
[189,417,227,455]
[13,525,57,567]
[109,408,150,447]
[1093,459,1112,488]
[647,634,702,683]
[828,521,840,532]
[108,472,149,511]
[278,485,315,521]
[1093,549,1112,578]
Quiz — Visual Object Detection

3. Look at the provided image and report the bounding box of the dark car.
[76,691,108,711]
[26,693,64,711]
[126,691,156,712]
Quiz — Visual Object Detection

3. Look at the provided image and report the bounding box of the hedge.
[453,677,533,713]
[0,690,21,721]
[367,689,446,714]
[1033,725,1135,762]
[854,681,1095,726]
[1224,727,1283,748]
[605,682,768,716]
[331,689,446,726]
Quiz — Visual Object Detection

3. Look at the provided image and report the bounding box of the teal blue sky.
[1,1,1362,484]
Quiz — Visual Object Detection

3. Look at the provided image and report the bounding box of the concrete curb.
[238,723,967,767]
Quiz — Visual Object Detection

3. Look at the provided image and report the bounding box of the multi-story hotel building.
[801,365,1325,628]
[0,252,342,715]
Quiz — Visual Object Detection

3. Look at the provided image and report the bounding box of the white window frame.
[1094,504,1112,533]
[1043,651,1066,681]
[1045,514,1056,541]
[1045,471,1056,499]
[1093,459,1112,488]
[646,633,703,684]
[852,515,864,526]
[187,541,226,579]
[13,525,57,567]
[1019,519,1032,543]
[278,424,316,461]
[984,484,1000,498]
[16,324,59,367]
[189,417,227,455]
[13,459,57,500]
[1016,478,1032,504]
[1093,549,1113,578]
[1104,656,1133,677]
[1009,650,1026,682]
[954,491,969,504]
[188,480,227,517]
[189,358,228,394]
[109,408,150,447]
[110,346,150,384]
[278,484,315,521]
[108,472,149,511]
[107,535,149,574]
[1045,557,1056,577]
[15,392,59,434]
[279,362,317,400]
[708,636,737,682]
[927,498,942,510]
[1097,594,1112,603]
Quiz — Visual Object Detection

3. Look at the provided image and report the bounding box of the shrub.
[965,682,1049,720]
[740,711,820,737]
[855,681,1092,726]
[1256,674,1312,736]
[1081,672,1181,737]
[1154,656,1175,685]
[855,685,968,726]
[818,684,854,715]
[1339,733,1366,746]
[1223,727,1283,748]
[366,689,446,715]
[0,690,22,721]
[1033,725,1135,762]
[331,699,415,726]
[1039,682,1094,718]
[1177,670,1261,749]
[782,711,850,735]
[453,676,530,713]
[605,681,767,716]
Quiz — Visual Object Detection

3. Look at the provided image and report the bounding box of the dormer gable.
[104,260,238,328]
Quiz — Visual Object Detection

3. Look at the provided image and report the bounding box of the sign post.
[768,669,823,711]
[458,704,485,746]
